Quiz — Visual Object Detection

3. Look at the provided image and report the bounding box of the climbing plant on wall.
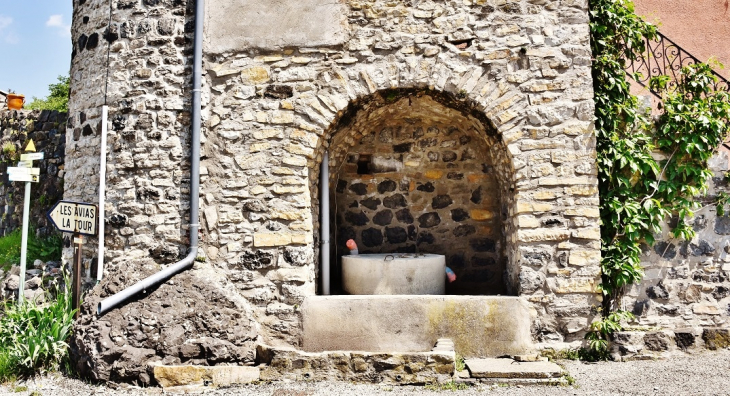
[589,0,730,351]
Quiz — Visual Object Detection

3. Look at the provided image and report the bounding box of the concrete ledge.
[153,365,260,388]
[302,296,533,357]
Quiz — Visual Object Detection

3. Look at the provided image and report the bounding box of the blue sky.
[0,1,73,101]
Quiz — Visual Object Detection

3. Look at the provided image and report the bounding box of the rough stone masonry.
[66,0,605,384]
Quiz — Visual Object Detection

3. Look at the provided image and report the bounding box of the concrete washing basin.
[342,253,445,295]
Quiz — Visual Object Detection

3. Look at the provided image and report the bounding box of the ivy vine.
[589,0,730,351]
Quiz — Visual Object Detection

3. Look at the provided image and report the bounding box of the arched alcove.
[314,89,517,295]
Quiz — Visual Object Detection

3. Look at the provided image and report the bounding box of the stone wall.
[0,109,66,237]
[68,0,602,384]
[624,151,730,329]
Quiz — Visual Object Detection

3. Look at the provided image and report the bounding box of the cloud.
[46,14,71,37]
[0,15,19,44]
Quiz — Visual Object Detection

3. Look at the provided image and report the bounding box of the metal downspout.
[97,0,205,315]
[321,152,330,295]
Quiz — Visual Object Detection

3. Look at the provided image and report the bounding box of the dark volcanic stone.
[383,194,407,209]
[453,225,476,237]
[348,183,368,195]
[447,172,463,180]
[432,195,453,209]
[149,244,179,263]
[378,180,397,194]
[385,227,408,244]
[689,239,715,256]
[336,180,347,193]
[714,215,730,234]
[109,214,128,228]
[418,137,437,148]
[86,33,99,50]
[523,250,551,266]
[470,238,496,252]
[449,254,466,268]
[349,201,358,208]
[693,215,707,231]
[542,218,563,227]
[674,330,695,350]
[702,328,730,350]
[361,228,383,247]
[713,286,730,300]
[646,282,669,300]
[644,332,670,351]
[337,226,356,246]
[345,211,369,226]
[470,186,482,204]
[264,85,293,99]
[82,124,94,136]
[417,182,435,192]
[471,256,496,267]
[653,241,677,259]
[373,210,393,226]
[77,34,88,51]
[417,232,435,245]
[418,212,441,228]
[238,250,276,270]
[395,209,413,223]
[393,142,412,153]
[360,197,381,210]
[283,246,312,267]
[451,209,469,222]
[442,151,457,162]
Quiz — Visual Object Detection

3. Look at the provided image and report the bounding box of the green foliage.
[585,310,634,357]
[454,353,465,372]
[0,231,22,273]
[590,0,730,318]
[26,76,70,113]
[424,381,470,391]
[0,230,63,273]
[0,281,77,380]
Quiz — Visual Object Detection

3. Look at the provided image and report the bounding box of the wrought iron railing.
[625,30,729,98]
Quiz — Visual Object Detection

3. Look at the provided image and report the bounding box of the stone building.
[61,0,729,384]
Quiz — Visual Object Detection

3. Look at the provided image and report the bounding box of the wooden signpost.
[46,201,98,316]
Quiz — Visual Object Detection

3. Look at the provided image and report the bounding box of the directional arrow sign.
[46,201,98,236]
[20,153,44,161]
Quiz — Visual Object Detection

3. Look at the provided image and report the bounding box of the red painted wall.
[634,0,730,79]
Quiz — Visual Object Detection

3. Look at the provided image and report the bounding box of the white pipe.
[97,0,204,315]
[97,105,108,282]
[321,152,330,295]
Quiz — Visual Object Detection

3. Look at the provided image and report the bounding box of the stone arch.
[299,78,528,294]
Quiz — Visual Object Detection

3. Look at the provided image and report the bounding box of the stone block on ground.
[465,358,563,379]
[702,328,730,350]
[153,365,260,388]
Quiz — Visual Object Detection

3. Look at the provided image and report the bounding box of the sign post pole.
[15,140,41,307]
[17,180,31,306]
[72,233,83,318]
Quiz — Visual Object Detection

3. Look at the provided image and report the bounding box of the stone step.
[152,365,260,390]
[256,343,455,384]
[464,358,564,380]
[301,296,534,357]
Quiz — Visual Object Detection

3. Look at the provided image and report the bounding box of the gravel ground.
[2,350,729,396]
